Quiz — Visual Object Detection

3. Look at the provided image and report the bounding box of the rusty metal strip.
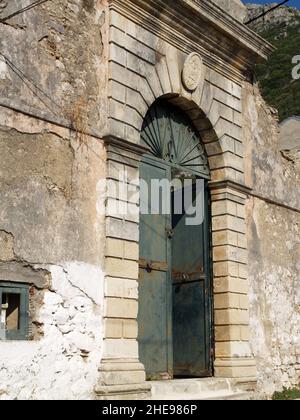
[139,259,168,272]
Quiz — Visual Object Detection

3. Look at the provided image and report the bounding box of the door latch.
[146,261,154,273]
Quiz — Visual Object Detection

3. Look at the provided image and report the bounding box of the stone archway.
[96,0,262,399]
[96,92,256,399]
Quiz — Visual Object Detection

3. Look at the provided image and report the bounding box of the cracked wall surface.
[0,114,107,399]
[0,1,108,399]
[243,83,300,396]
[0,264,104,400]
[0,116,107,399]
[0,0,108,134]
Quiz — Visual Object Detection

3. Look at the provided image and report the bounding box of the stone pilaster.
[95,138,151,400]
[210,181,257,385]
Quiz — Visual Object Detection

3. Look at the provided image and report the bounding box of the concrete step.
[150,378,252,401]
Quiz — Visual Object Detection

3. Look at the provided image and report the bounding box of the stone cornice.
[104,135,150,156]
[209,179,253,195]
[190,0,274,59]
[209,180,300,214]
[108,0,274,80]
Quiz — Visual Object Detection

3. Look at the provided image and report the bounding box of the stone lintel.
[0,262,49,289]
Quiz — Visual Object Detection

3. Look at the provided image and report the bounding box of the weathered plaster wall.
[0,0,108,400]
[0,109,107,400]
[243,83,300,396]
[0,0,108,134]
[0,264,104,400]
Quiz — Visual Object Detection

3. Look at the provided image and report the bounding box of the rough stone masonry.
[0,0,298,400]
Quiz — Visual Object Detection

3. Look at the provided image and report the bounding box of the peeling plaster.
[0,262,104,400]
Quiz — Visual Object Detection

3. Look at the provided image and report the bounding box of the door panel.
[138,158,172,379]
[173,280,207,377]
[139,268,172,380]
[172,183,211,377]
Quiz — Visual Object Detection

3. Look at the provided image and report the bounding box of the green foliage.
[272,385,300,400]
[255,17,300,121]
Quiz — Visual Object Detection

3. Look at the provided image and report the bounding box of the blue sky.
[244,0,299,8]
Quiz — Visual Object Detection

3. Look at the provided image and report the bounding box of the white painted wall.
[0,263,104,400]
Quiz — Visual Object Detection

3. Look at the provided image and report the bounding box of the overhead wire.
[0,52,61,116]
[0,0,50,23]
[245,0,290,25]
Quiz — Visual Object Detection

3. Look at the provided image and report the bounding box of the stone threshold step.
[149,377,256,400]
[151,378,237,394]
[150,391,251,401]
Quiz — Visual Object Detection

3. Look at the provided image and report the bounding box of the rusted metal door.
[172,182,212,377]
[138,157,173,380]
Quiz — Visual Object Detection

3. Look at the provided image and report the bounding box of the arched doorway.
[138,100,213,380]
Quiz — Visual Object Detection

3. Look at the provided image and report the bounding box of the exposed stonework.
[0,263,104,400]
[0,113,107,399]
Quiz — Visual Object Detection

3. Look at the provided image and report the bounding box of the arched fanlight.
[141,101,210,178]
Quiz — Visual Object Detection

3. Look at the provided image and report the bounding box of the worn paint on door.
[139,157,173,380]
[172,182,212,377]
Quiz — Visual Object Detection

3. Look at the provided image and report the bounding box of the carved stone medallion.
[182,53,203,92]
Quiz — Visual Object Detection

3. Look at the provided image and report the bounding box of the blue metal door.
[138,157,173,380]
[172,182,212,377]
